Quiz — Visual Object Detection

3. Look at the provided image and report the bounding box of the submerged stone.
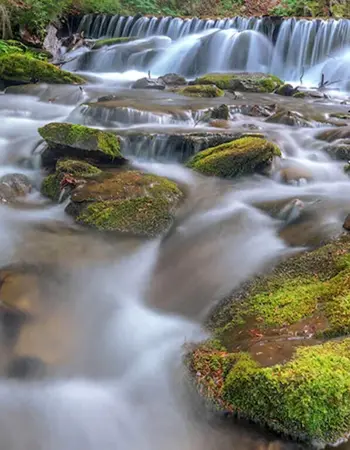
[0,173,32,203]
[189,235,350,447]
[194,73,283,93]
[186,136,281,178]
[39,123,126,168]
[178,85,224,98]
[0,54,85,87]
[274,83,297,96]
[65,170,183,237]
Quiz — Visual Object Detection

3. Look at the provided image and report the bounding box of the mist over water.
[0,12,350,450]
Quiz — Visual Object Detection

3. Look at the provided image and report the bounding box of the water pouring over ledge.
[72,15,350,88]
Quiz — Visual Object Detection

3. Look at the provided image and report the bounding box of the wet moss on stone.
[0,54,85,85]
[178,85,224,98]
[40,173,61,201]
[186,136,281,178]
[67,170,183,237]
[193,73,283,93]
[92,37,136,50]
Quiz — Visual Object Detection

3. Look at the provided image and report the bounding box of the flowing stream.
[1,14,350,450]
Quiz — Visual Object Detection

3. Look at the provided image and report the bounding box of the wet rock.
[274,83,298,97]
[323,142,350,161]
[43,24,60,61]
[238,104,277,118]
[329,112,350,121]
[20,26,41,47]
[0,173,32,203]
[194,72,283,93]
[208,119,232,129]
[92,37,136,50]
[157,73,186,86]
[6,356,46,379]
[66,170,183,237]
[279,166,313,184]
[317,126,350,143]
[186,136,281,178]
[210,104,230,120]
[131,77,165,90]
[0,54,85,88]
[39,123,126,168]
[41,159,102,201]
[343,214,350,231]
[189,235,350,447]
[266,109,314,127]
[178,85,224,98]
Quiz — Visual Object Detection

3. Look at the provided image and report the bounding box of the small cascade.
[74,14,350,86]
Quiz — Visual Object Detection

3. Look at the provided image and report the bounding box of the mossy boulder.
[186,136,281,178]
[194,73,283,93]
[178,85,224,98]
[266,110,314,127]
[274,83,298,96]
[92,37,136,50]
[0,54,85,87]
[65,170,183,237]
[39,123,126,168]
[189,235,350,447]
[41,159,102,201]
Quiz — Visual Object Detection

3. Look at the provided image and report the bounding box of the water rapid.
[1,17,350,450]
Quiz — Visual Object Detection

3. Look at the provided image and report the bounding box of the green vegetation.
[189,236,350,445]
[186,136,281,178]
[39,123,124,166]
[194,73,283,93]
[0,53,85,84]
[270,0,349,17]
[67,170,183,237]
[178,85,224,98]
[41,158,101,200]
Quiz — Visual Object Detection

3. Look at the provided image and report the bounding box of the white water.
[1,38,350,449]
[72,15,350,88]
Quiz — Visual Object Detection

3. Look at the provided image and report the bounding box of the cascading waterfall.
[70,14,350,88]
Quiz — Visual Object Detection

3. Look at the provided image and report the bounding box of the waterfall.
[73,15,350,88]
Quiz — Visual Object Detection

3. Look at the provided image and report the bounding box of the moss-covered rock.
[329,113,350,121]
[178,85,224,98]
[186,136,281,178]
[266,110,314,127]
[292,91,306,99]
[194,73,283,93]
[39,123,126,168]
[0,54,85,87]
[41,159,102,201]
[189,235,350,446]
[92,37,136,50]
[66,170,183,237]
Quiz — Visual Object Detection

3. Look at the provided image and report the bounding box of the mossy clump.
[191,339,350,446]
[92,37,136,50]
[178,85,224,98]
[293,91,306,99]
[41,159,102,201]
[66,170,183,237]
[39,123,125,167]
[188,235,350,446]
[0,54,85,85]
[194,73,283,93]
[186,136,281,178]
[329,113,350,120]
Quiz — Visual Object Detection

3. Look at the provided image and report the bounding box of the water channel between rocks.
[1,18,350,450]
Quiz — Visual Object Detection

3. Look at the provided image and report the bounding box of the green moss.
[222,340,350,445]
[56,159,102,177]
[329,113,350,120]
[92,37,136,50]
[67,170,183,237]
[186,136,281,178]
[0,54,85,85]
[293,91,306,98]
[39,123,123,160]
[178,85,224,98]
[41,174,61,201]
[194,73,283,93]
